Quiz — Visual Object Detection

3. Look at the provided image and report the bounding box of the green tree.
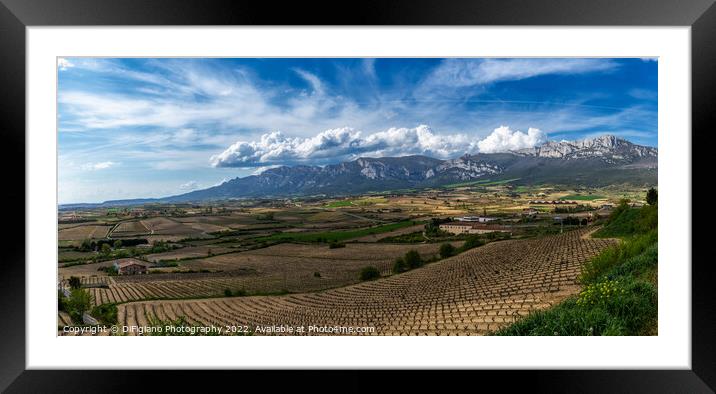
[392,257,408,274]
[439,243,455,258]
[68,276,82,290]
[100,243,112,256]
[646,188,658,205]
[460,235,484,251]
[113,239,122,249]
[404,250,423,269]
[79,239,92,252]
[66,289,92,324]
[359,266,381,281]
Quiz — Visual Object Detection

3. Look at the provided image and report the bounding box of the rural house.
[439,223,511,235]
[113,259,148,275]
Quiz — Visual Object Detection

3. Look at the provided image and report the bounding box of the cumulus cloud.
[82,161,117,170]
[476,126,548,153]
[210,125,478,167]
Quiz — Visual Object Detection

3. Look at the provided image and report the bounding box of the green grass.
[580,230,657,283]
[325,200,353,208]
[495,236,657,336]
[560,194,606,201]
[253,220,418,243]
[593,204,657,238]
[495,201,658,336]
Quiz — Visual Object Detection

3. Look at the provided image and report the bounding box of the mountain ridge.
[62,135,657,207]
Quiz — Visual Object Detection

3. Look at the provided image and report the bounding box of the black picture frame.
[1,0,714,392]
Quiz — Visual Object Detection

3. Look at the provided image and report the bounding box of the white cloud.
[58,58,74,71]
[210,125,479,167]
[628,88,657,101]
[293,69,324,95]
[251,166,281,175]
[179,180,200,190]
[82,161,117,170]
[476,126,548,153]
[423,58,617,89]
[211,124,553,167]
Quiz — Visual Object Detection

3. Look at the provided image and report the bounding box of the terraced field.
[116,228,615,335]
[76,242,454,306]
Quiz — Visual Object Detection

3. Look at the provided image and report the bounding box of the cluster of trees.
[78,238,148,252]
[58,288,92,324]
[328,241,346,249]
[424,218,453,237]
[255,212,275,221]
[555,217,589,226]
[359,266,381,281]
[392,250,424,274]
[554,205,591,214]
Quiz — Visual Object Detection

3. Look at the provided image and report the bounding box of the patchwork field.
[115,229,615,335]
[58,225,112,240]
[111,220,149,236]
[74,241,461,307]
[145,245,236,262]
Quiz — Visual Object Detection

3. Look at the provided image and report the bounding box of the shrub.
[359,266,381,281]
[313,271,321,278]
[404,250,423,269]
[392,257,408,274]
[459,235,484,252]
[646,187,658,205]
[224,288,233,297]
[58,290,67,312]
[328,242,346,249]
[68,276,82,290]
[78,239,93,252]
[91,303,118,325]
[439,243,455,258]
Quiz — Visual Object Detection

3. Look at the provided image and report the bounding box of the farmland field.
[559,195,606,201]
[56,184,645,335]
[115,228,615,335]
[111,220,149,236]
[74,241,461,307]
[254,220,418,243]
[145,245,236,262]
[58,225,112,240]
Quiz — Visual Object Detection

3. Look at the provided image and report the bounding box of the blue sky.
[58,57,657,204]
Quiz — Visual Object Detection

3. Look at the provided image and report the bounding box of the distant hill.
[61,135,657,208]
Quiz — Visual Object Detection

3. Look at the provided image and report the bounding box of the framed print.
[1,0,715,392]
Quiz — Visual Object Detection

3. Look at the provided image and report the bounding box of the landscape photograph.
[56,57,658,336]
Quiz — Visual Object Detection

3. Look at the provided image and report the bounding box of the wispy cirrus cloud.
[421,58,618,90]
[81,161,117,170]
